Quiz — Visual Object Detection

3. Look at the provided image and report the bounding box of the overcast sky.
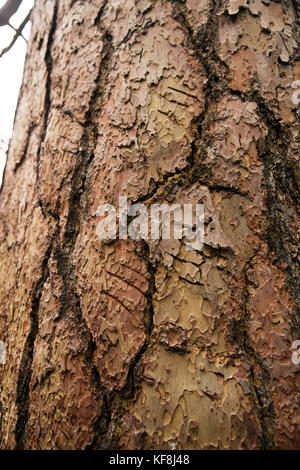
[0,0,34,183]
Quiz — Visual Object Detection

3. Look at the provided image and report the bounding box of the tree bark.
[0,0,299,450]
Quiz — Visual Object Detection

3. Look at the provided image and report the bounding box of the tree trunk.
[0,0,299,450]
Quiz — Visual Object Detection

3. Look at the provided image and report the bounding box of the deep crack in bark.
[15,240,54,449]
[237,256,276,449]
[53,28,115,449]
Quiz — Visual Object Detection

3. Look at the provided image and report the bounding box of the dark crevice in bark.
[94,0,109,26]
[43,1,58,136]
[13,123,36,173]
[14,239,54,449]
[120,240,156,400]
[166,251,203,268]
[169,0,229,102]
[132,118,246,210]
[36,0,58,215]
[253,100,300,339]
[52,30,114,449]
[262,146,300,335]
[89,239,157,450]
[225,7,300,450]
[127,0,239,206]
[54,243,113,450]
[114,0,247,213]
[178,0,300,376]
[84,363,113,450]
[230,255,276,450]
[64,30,113,245]
[55,31,114,297]
[170,0,299,447]
[209,82,300,339]
[14,1,58,440]
[70,0,79,9]
[178,275,203,287]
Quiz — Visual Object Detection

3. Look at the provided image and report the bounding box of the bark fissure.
[14,239,54,449]
[255,107,300,338]
[36,0,58,214]
[13,123,36,173]
[231,256,276,449]
[94,0,109,26]
[133,122,246,211]
[52,29,114,448]
[64,30,113,245]
[167,2,298,449]
[123,240,157,397]
[69,0,298,450]
[88,239,157,450]
[43,1,58,137]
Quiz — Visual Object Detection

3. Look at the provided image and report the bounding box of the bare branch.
[8,21,27,42]
[0,0,23,27]
[0,8,31,58]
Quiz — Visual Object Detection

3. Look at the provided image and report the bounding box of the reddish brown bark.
[0,0,299,449]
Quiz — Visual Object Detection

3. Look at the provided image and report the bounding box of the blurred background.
[0,0,34,184]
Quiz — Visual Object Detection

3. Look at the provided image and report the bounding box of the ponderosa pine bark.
[0,0,299,450]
